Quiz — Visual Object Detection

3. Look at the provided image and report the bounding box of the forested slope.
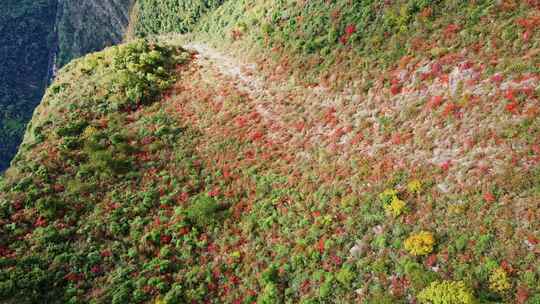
[1,1,540,303]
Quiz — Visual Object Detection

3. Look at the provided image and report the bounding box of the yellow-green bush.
[417,281,476,304]
[489,267,511,294]
[384,197,407,217]
[407,179,423,194]
[380,188,407,217]
[379,188,398,203]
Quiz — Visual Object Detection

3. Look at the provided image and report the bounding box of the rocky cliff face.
[0,0,133,171]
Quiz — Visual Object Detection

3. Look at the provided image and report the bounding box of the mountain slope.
[1,39,193,303]
[1,1,540,303]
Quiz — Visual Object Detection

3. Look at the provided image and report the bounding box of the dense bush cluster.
[130,0,540,93]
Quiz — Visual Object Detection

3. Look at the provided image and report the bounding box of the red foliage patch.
[490,73,504,84]
[223,168,232,180]
[160,235,172,245]
[0,246,13,257]
[53,184,65,193]
[250,130,264,141]
[427,95,444,109]
[91,265,102,275]
[442,102,460,117]
[235,116,247,128]
[64,272,82,282]
[179,227,190,236]
[208,187,221,197]
[317,238,325,253]
[345,24,356,35]
[483,192,496,203]
[501,260,514,274]
[350,132,364,145]
[523,30,532,42]
[444,23,461,37]
[506,101,519,114]
[517,286,530,304]
[178,192,190,203]
[12,199,23,211]
[330,254,342,266]
[324,108,338,125]
[100,250,112,258]
[431,62,443,75]
[391,84,402,95]
[440,160,452,171]
[516,16,540,30]
[459,61,474,71]
[425,254,438,267]
[391,276,408,297]
[505,89,516,101]
[300,280,311,294]
[340,24,357,45]
[34,217,47,228]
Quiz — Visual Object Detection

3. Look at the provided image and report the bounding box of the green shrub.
[185,194,226,228]
[163,284,184,303]
[109,39,183,108]
[257,283,280,304]
[60,136,82,151]
[56,121,88,137]
[336,266,355,287]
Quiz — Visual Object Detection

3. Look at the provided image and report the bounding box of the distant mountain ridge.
[0,0,57,172]
[56,0,134,67]
[0,0,133,171]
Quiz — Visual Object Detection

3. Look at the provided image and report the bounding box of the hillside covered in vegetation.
[1,1,540,303]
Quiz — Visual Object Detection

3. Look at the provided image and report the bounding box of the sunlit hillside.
[1,1,539,303]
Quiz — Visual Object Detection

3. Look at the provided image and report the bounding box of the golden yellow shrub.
[405,231,435,256]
